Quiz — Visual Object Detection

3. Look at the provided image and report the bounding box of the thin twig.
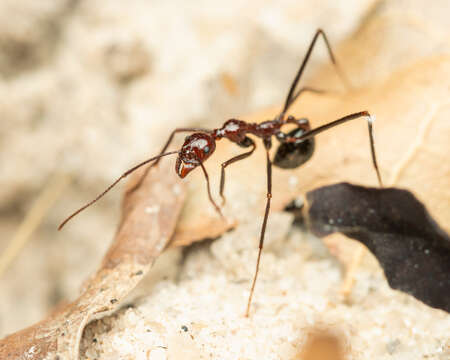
[0,173,71,277]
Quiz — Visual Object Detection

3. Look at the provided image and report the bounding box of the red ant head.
[176,133,216,178]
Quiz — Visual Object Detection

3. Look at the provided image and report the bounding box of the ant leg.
[128,127,209,194]
[285,116,309,127]
[219,140,256,205]
[282,111,383,187]
[246,147,272,317]
[282,29,350,116]
[286,87,326,111]
[199,162,224,219]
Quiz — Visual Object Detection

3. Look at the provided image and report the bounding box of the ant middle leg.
[280,111,383,187]
[246,142,272,317]
[219,137,256,205]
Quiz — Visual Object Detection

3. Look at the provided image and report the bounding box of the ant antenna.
[58,150,179,230]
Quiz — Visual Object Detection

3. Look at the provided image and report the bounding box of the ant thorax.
[213,119,249,143]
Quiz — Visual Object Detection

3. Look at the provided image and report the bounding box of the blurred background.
[0,0,448,337]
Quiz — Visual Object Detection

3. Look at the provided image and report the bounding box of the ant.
[59,29,383,317]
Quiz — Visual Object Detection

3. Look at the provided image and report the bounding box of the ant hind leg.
[284,87,326,114]
[281,29,351,116]
[281,111,383,187]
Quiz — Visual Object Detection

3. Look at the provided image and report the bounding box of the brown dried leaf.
[310,0,450,90]
[171,55,450,247]
[295,0,450,268]
[0,160,186,360]
[171,0,450,251]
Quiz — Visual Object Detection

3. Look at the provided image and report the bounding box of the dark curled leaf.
[305,182,450,313]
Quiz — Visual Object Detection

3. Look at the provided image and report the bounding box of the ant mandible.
[59,29,383,317]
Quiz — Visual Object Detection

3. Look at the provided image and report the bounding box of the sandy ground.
[0,0,376,337]
[80,214,449,359]
[0,1,449,359]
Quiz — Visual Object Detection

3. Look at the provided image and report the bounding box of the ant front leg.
[281,111,383,187]
[219,137,256,206]
[128,127,209,194]
[246,139,272,317]
[199,162,224,219]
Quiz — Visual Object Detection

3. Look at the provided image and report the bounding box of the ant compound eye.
[204,146,210,153]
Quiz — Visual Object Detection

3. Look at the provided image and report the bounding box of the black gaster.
[273,127,315,169]
[237,136,254,148]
